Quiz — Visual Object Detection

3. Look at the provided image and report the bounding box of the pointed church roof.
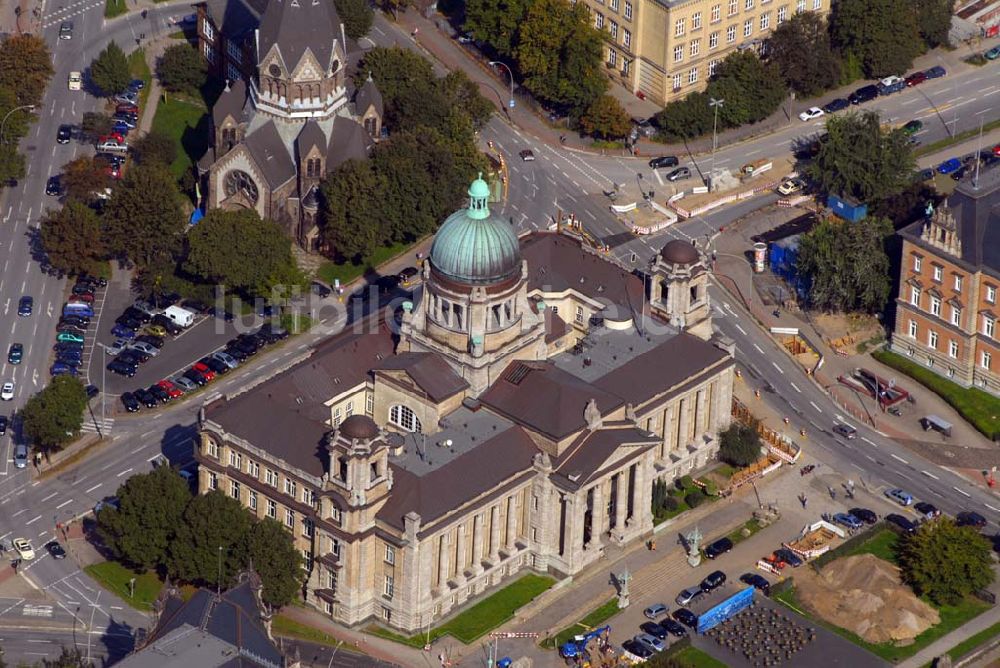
[295,119,326,158]
[258,0,343,72]
[354,74,383,118]
[326,116,369,170]
[245,120,297,188]
[212,79,249,128]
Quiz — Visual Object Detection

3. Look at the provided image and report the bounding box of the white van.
[164,305,195,328]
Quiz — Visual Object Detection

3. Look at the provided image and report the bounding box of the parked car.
[672,608,698,628]
[151,314,182,335]
[885,513,917,534]
[224,345,250,362]
[111,324,137,340]
[12,538,34,560]
[774,548,803,568]
[135,389,157,408]
[884,488,914,506]
[661,618,687,636]
[849,508,878,524]
[739,573,771,595]
[118,350,146,366]
[643,603,668,619]
[649,156,679,169]
[57,332,85,344]
[832,423,857,439]
[634,633,665,654]
[120,392,140,412]
[173,376,198,392]
[703,537,733,559]
[142,327,167,341]
[129,341,159,358]
[798,107,825,122]
[147,384,170,403]
[622,640,653,661]
[914,502,940,520]
[0,416,7,436]
[191,362,216,381]
[937,157,963,174]
[675,587,703,606]
[763,553,787,570]
[666,166,691,182]
[848,85,879,105]
[199,356,228,375]
[639,622,669,641]
[259,323,289,342]
[700,570,727,592]
[956,511,988,529]
[50,363,78,377]
[905,71,927,87]
[211,351,239,369]
[183,368,208,386]
[924,65,946,79]
[821,98,849,114]
[107,359,137,377]
[777,178,804,196]
[157,379,184,398]
[984,46,1000,60]
[832,512,863,530]
[7,343,22,365]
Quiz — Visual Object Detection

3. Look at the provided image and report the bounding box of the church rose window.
[268,64,281,77]
[224,170,259,203]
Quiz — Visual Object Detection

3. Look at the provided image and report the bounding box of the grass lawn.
[84,561,164,611]
[272,614,342,647]
[940,619,1000,663]
[671,646,729,668]
[653,478,716,524]
[317,241,414,286]
[773,584,990,662]
[367,574,555,647]
[104,0,127,18]
[838,528,899,563]
[540,598,620,649]
[150,94,209,180]
[872,350,1000,439]
[726,518,762,547]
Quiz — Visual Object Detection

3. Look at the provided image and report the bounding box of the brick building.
[192,177,736,632]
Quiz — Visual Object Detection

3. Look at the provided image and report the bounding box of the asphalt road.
[0,2,996,665]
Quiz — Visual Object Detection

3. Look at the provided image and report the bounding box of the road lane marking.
[753,343,764,354]
[890,453,908,464]
[986,503,1000,513]
[734,324,747,335]
[952,486,971,498]
[861,437,878,447]
[790,382,801,393]
[809,401,822,413]
[25,515,42,525]
[84,483,101,494]
[12,509,27,517]
[921,470,939,480]
[55,499,73,509]
[771,361,784,374]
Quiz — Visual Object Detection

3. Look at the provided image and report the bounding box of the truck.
[164,305,195,328]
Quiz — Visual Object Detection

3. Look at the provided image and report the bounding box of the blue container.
[827,194,867,222]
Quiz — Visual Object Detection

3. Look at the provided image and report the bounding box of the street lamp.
[0,104,35,144]
[95,343,110,437]
[709,97,724,187]
[488,61,515,111]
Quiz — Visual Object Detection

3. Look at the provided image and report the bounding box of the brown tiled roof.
[205,321,396,477]
[545,308,568,343]
[375,352,468,402]
[378,427,538,530]
[479,361,623,440]
[595,332,731,406]
[553,426,659,489]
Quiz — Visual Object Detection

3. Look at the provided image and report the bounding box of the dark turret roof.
[660,239,699,265]
[212,79,249,129]
[257,0,342,72]
[339,414,380,440]
[354,75,383,118]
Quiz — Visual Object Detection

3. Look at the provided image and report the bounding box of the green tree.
[320,159,385,261]
[440,70,495,130]
[81,111,114,141]
[578,94,631,140]
[718,423,762,467]
[707,50,787,128]
[61,156,112,204]
[514,0,607,112]
[21,376,88,452]
[379,0,409,19]
[90,41,131,97]
[807,111,915,203]
[898,517,994,605]
[245,519,304,608]
[0,86,33,141]
[913,0,955,49]
[103,164,185,268]
[654,91,715,142]
[40,202,105,276]
[185,209,302,299]
[169,491,253,587]
[796,215,894,313]
[464,0,531,56]
[830,0,921,78]
[156,43,207,94]
[767,12,841,97]
[41,647,92,668]
[0,35,54,107]
[96,466,192,569]
[334,0,374,40]
[132,130,178,167]
[0,144,25,187]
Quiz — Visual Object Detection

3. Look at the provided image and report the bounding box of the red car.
[68,293,94,303]
[764,554,787,570]
[116,103,139,115]
[192,362,216,381]
[98,132,126,145]
[905,71,927,87]
[157,379,183,398]
[993,143,1000,157]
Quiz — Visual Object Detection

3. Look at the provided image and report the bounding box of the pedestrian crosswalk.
[81,417,115,434]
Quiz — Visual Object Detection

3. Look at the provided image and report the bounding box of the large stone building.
[194,177,735,632]
[195,0,383,248]
[889,166,1000,397]
[579,0,829,106]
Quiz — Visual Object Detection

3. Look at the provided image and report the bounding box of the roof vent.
[503,362,531,385]
[333,378,341,385]
[295,396,303,405]
[376,353,383,361]
[579,277,585,284]
[597,285,605,293]
[568,472,581,482]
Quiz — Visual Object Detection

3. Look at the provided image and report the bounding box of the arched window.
[389,404,421,433]
[364,117,377,137]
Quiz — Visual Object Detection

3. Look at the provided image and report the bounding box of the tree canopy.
[21,376,88,452]
[767,12,841,97]
[913,0,955,49]
[132,130,179,168]
[169,491,255,588]
[830,0,922,78]
[103,164,185,268]
[578,94,632,140]
[245,519,303,608]
[96,466,192,569]
[320,159,384,262]
[796,215,893,313]
[90,41,131,96]
[333,0,374,40]
[156,43,207,95]
[0,34,54,107]
[898,518,994,606]
[41,202,105,276]
[807,111,916,203]
[81,111,115,141]
[60,156,112,204]
[464,0,531,57]
[185,209,303,299]
[718,423,762,468]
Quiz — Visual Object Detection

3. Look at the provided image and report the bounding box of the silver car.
[59,21,73,39]
[634,633,665,653]
[211,351,239,369]
[173,376,198,392]
[129,341,159,357]
[675,586,702,606]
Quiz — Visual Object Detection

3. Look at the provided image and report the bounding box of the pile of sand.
[794,554,940,644]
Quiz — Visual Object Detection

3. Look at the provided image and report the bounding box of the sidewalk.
[898,598,1000,668]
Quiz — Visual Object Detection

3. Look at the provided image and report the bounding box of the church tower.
[647,239,713,340]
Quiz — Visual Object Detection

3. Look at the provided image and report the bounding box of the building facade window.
[983,351,993,370]
[777,5,787,22]
[609,0,618,10]
[207,440,219,458]
[249,490,258,511]
[673,73,683,90]
[954,275,963,292]
[229,451,241,469]
[987,285,997,303]
[208,472,218,490]
[389,404,422,432]
[226,39,242,64]
[624,1,632,19]
[608,48,617,66]
[384,575,394,599]
[711,3,721,21]
[985,316,996,339]
[385,545,395,564]
[284,478,297,498]
[285,509,295,529]
[933,265,943,282]
[708,59,720,75]
[692,11,702,28]
[745,0,754,8]
[595,13,604,29]
[908,320,917,338]
[690,38,701,55]
[266,499,276,519]
[265,469,278,487]
[910,286,921,307]
[203,19,214,41]
[796,0,805,11]
[760,12,769,29]
[674,18,686,36]
[365,393,374,415]
[688,67,698,83]
[247,459,259,478]
[930,296,941,317]
[728,0,738,16]
[812,0,821,8]
[345,401,354,417]
[674,45,684,62]
[744,18,753,36]
[709,31,719,48]
[303,518,314,538]
[230,480,241,500]
[928,331,938,349]
[333,406,342,427]
[623,28,631,48]
[913,255,922,272]
[951,306,961,326]
[610,21,618,38]
[575,306,585,324]
[204,43,216,64]
[727,25,737,42]
[949,340,959,358]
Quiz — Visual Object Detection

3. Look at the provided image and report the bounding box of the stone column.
[696,388,707,436]
[455,523,467,576]
[678,396,690,446]
[635,458,654,533]
[437,532,450,587]
[613,472,628,543]
[505,495,518,549]
[471,513,485,573]
[489,504,501,562]
[590,482,604,546]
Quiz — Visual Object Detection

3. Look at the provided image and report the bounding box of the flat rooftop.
[388,406,514,476]
[551,317,678,383]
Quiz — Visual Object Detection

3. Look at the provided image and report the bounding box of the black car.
[0,415,7,435]
[924,65,946,79]
[821,98,849,113]
[115,315,142,331]
[885,513,917,534]
[60,314,90,327]
[622,640,653,660]
[739,573,771,595]
[672,608,698,628]
[147,384,170,403]
[181,299,210,313]
[120,392,140,412]
[56,124,72,144]
[57,353,83,365]
[122,307,151,324]
[849,507,878,524]
[639,622,669,640]
[18,296,33,316]
[311,282,332,297]
[77,274,107,288]
[55,341,84,353]
[259,323,290,343]
[45,175,62,196]
[199,356,228,375]
[648,155,679,169]
[848,84,879,105]
[700,570,727,592]
[151,314,182,335]
[135,334,164,349]
[135,389,158,408]
[230,336,260,355]
[660,618,687,637]
[118,350,146,366]
[72,283,95,296]
[224,345,250,362]
[774,548,803,568]
[914,502,941,520]
[957,511,988,529]
[183,368,208,386]
[85,384,100,399]
[7,343,22,365]
[107,360,137,377]
[46,541,67,559]
[704,537,733,559]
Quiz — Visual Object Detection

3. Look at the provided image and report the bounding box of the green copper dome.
[429,175,521,285]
